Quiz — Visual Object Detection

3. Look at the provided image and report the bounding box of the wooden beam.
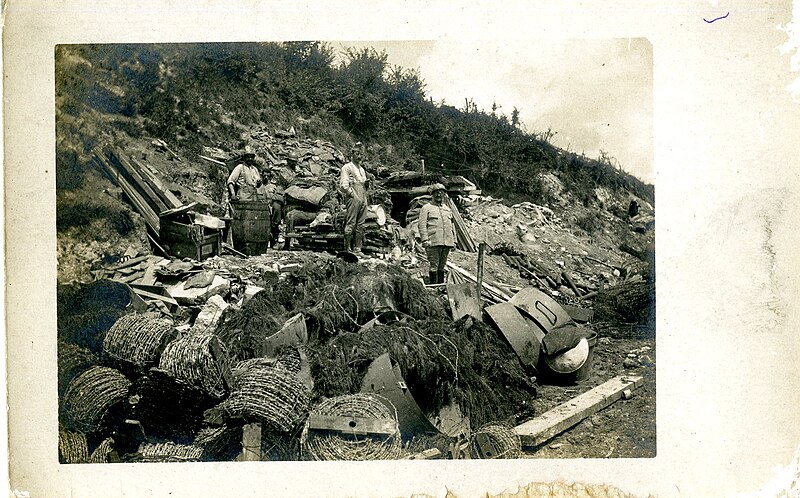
[446,262,512,302]
[514,375,643,447]
[405,448,442,460]
[235,423,263,461]
[130,287,179,306]
[307,415,397,437]
[106,254,149,271]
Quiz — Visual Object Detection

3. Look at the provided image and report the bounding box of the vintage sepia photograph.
[8,1,800,496]
[54,40,655,464]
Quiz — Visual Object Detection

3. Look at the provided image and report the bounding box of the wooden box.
[159,207,222,261]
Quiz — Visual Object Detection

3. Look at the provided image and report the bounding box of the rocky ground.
[57,116,655,462]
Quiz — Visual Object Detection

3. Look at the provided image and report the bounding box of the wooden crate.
[159,218,222,261]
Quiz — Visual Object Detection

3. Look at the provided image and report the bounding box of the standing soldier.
[339,143,369,255]
[418,183,455,284]
[265,169,285,249]
[226,152,269,254]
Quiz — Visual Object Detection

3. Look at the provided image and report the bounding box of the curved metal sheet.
[360,353,440,438]
[510,287,574,334]
[484,302,541,369]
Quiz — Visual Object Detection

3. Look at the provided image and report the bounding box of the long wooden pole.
[476,241,485,300]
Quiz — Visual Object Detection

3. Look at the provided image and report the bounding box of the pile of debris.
[58,220,649,463]
[61,130,653,463]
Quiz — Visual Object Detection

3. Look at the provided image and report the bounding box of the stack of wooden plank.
[445,196,477,252]
[93,145,184,233]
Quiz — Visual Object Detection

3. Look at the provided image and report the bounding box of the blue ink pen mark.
[704,12,729,23]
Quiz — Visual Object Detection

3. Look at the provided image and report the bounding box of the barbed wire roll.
[275,346,302,373]
[300,393,402,461]
[133,441,204,462]
[469,423,522,459]
[218,365,311,432]
[63,366,131,432]
[58,341,98,396]
[159,332,230,398]
[58,427,89,463]
[89,437,116,463]
[103,313,175,368]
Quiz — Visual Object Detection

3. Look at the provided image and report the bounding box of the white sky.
[336,39,654,184]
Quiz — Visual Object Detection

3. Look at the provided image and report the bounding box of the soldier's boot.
[429,271,438,285]
[353,232,364,256]
[343,234,353,252]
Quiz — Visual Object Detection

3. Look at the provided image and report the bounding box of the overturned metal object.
[360,353,439,438]
[510,287,574,334]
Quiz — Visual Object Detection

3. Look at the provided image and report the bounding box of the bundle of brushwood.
[63,366,131,432]
[213,364,311,432]
[300,393,402,461]
[303,263,448,338]
[215,292,288,362]
[261,425,303,461]
[216,259,447,346]
[159,332,231,398]
[59,427,89,463]
[132,441,205,463]
[103,313,176,369]
[593,279,655,328]
[308,317,537,428]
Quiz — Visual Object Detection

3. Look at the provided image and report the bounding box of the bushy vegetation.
[56,42,654,206]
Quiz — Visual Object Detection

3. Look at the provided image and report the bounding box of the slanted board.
[261,313,308,358]
[130,287,179,307]
[514,375,643,447]
[510,287,574,334]
[307,415,397,437]
[562,304,594,323]
[360,353,440,437]
[484,302,541,368]
[447,282,482,321]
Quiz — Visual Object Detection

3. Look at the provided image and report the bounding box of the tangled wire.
[63,366,131,432]
[301,393,402,461]
[469,423,522,459]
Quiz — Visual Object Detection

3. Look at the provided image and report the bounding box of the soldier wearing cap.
[264,168,286,248]
[418,183,455,284]
[226,152,264,202]
[339,142,369,254]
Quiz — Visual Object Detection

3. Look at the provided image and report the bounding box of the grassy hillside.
[56,42,654,204]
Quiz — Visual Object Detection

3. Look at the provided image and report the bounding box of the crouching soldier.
[418,183,455,284]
